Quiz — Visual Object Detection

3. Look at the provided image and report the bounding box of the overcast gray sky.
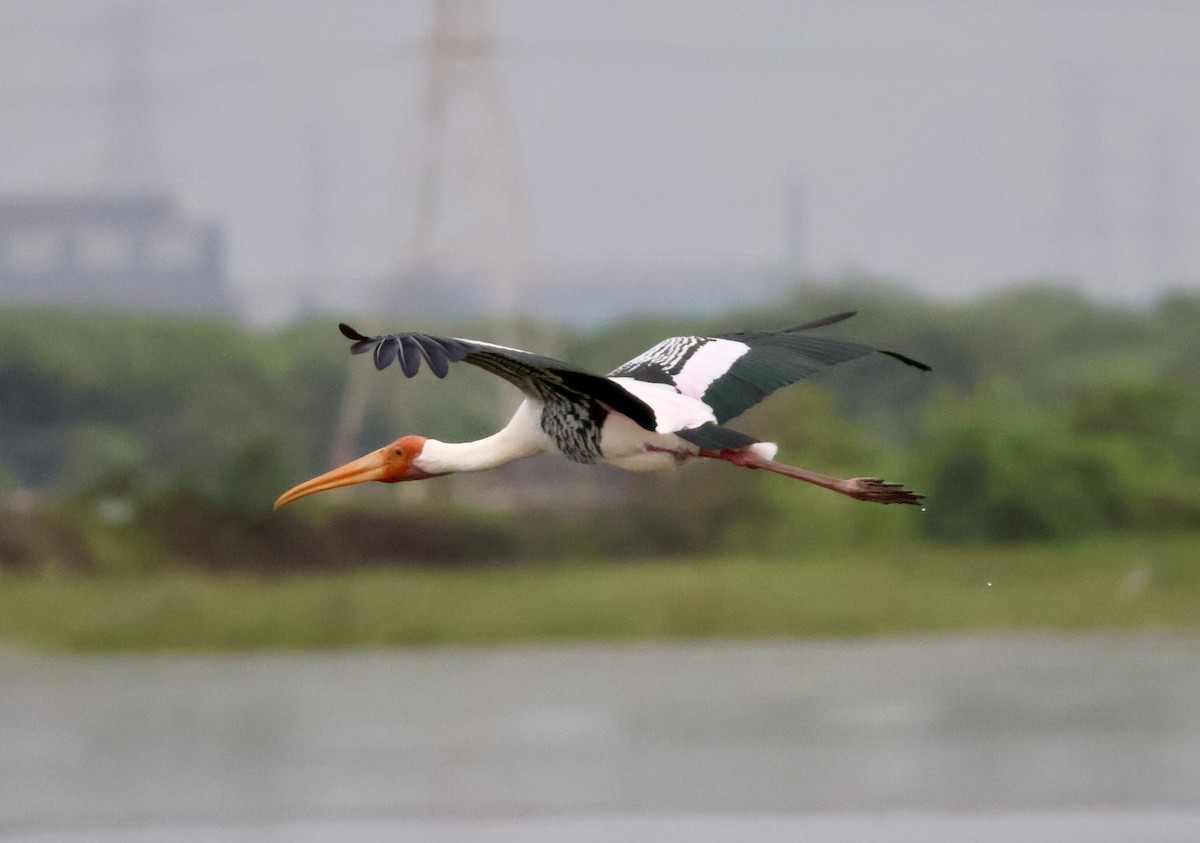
[2,0,1198,322]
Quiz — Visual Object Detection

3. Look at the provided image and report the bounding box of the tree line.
[2,284,1198,571]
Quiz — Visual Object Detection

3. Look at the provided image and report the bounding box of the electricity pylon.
[329,0,534,467]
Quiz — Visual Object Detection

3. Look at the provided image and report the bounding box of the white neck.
[415,402,550,475]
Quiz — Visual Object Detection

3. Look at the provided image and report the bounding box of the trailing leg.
[701,448,924,506]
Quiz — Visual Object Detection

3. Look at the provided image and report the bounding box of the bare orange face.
[273,435,430,509]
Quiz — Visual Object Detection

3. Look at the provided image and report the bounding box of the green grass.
[2,534,1198,652]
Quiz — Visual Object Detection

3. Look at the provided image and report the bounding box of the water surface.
[2,635,1198,841]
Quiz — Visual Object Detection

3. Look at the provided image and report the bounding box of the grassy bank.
[1,535,1197,652]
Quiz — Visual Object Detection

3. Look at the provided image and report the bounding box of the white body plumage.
[417,390,778,477]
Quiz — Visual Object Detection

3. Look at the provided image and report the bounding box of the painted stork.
[274,311,930,509]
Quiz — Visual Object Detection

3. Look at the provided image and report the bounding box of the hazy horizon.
[2,0,1198,324]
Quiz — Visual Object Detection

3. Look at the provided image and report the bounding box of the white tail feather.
[749,441,779,461]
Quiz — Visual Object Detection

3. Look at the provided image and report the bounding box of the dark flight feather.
[337,324,659,433]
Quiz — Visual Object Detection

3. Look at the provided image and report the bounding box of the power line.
[5,27,1200,114]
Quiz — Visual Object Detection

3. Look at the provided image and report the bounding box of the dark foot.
[842,477,925,505]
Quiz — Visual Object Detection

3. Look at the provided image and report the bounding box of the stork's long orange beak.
[273,449,392,510]
[274,436,430,510]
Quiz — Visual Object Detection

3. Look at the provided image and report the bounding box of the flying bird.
[274,311,930,509]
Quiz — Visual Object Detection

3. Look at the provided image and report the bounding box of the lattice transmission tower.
[329,0,534,466]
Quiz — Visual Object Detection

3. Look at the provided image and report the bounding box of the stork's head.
[273,435,433,509]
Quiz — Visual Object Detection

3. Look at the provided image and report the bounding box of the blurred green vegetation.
[1,534,1195,652]
[2,284,1200,583]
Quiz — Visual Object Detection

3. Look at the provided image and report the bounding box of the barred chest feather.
[540,399,608,464]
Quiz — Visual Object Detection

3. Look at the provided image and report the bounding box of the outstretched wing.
[338,323,659,432]
[609,311,929,424]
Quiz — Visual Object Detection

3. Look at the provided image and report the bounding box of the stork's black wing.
[338,323,658,432]
[608,311,929,424]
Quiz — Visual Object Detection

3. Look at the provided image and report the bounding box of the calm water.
[2,636,1199,842]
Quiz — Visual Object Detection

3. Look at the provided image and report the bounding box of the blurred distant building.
[0,194,232,315]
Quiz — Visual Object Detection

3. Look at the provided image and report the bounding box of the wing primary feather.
[879,349,932,371]
[342,324,379,356]
[436,337,472,362]
[373,336,399,370]
[784,311,858,331]
[343,324,379,355]
[397,335,425,377]
[413,335,451,378]
[338,323,372,342]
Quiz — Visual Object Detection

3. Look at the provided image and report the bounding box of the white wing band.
[673,339,751,398]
